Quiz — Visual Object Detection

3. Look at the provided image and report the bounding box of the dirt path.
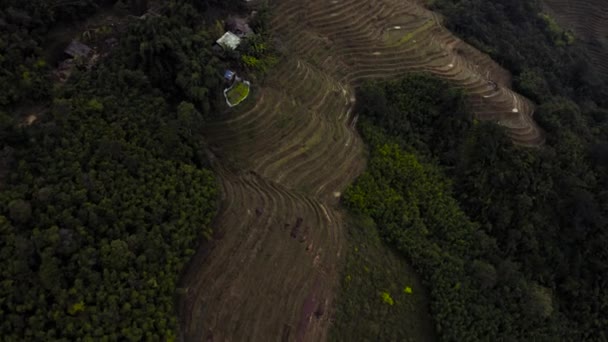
[179,0,545,341]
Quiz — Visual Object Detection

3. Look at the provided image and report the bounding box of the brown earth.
[179,0,545,341]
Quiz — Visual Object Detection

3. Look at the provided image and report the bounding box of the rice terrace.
[2,0,607,340]
[179,0,545,340]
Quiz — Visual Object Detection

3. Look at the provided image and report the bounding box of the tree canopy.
[0,0,234,339]
[345,73,608,340]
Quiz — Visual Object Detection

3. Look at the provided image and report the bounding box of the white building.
[216,32,242,50]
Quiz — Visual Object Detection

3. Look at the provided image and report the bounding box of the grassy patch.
[391,20,435,47]
[330,215,436,342]
[225,81,251,106]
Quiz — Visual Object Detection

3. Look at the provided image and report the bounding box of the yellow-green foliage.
[250,40,268,55]
[564,30,575,45]
[539,13,574,46]
[241,33,279,75]
[342,118,497,340]
[68,301,85,315]
[86,98,104,112]
[394,20,434,46]
[242,55,261,68]
[330,214,436,341]
[381,291,395,305]
[21,70,31,82]
[226,81,250,105]
[35,59,47,68]
[212,20,225,38]
[241,54,278,74]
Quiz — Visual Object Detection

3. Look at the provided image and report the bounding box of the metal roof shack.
[216,32,242,50]
[64,40,93,58]
[226,17,253,37]
[54,59,75,83]
[224,69,236,81]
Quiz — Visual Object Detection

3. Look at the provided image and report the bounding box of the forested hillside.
[0,0,239,339]
[3,0,608,340]
[338,0,608,341]
[346,73,607,340]
[426,4,608,338]
[0,0,102,107]
[542,0,608,78]
[430,0,608,107]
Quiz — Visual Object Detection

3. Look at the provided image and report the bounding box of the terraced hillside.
[179,62,363,341]
[543,0,608,76]
[271,0,545,145]
[179,0,545,341]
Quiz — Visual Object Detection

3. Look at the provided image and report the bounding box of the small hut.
[216,32,242,50]
[54,59,75,83]
[64,40,93,59]
[224,69,236,82]
[226,17,253,37]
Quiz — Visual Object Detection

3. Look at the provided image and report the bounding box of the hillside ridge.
[180,0,545,340]
[543,0,608,77]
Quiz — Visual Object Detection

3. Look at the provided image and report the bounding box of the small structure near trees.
[64,40,94,59]
[54,40,97,83]
[54,59,75,83]
[224,69,236,82]
[214,16,254,51]
[216,31,242,50]
[215,17,255,107]
[226,17,253,37]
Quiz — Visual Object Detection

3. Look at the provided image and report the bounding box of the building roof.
[226,17,253,37]
[65,40,93,58]
[224,69,236,80]
[216,32,241,50]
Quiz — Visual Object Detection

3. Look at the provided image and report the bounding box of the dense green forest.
[345,72,608,340]
[429,0,608,108]
[0,0,256,339]
[340,0,608,339]
[0,0,102,107]
[426,2,608,338]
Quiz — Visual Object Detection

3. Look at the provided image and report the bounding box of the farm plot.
[271,0,545,145]
[180,0,547,341]
[180,169,344,341]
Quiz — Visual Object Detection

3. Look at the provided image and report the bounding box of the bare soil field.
[179,0,545,341]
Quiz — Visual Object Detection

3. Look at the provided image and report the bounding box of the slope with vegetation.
[2,0,606,340]
[0,1,227,340]
[179,0,607,339]
[542,0,608,78]
[339,73,606,340]
[269,0,545,146]
[329,213,437,342]
[181,0,562,340]
[424,0,608,339]
[429,0,608,108]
